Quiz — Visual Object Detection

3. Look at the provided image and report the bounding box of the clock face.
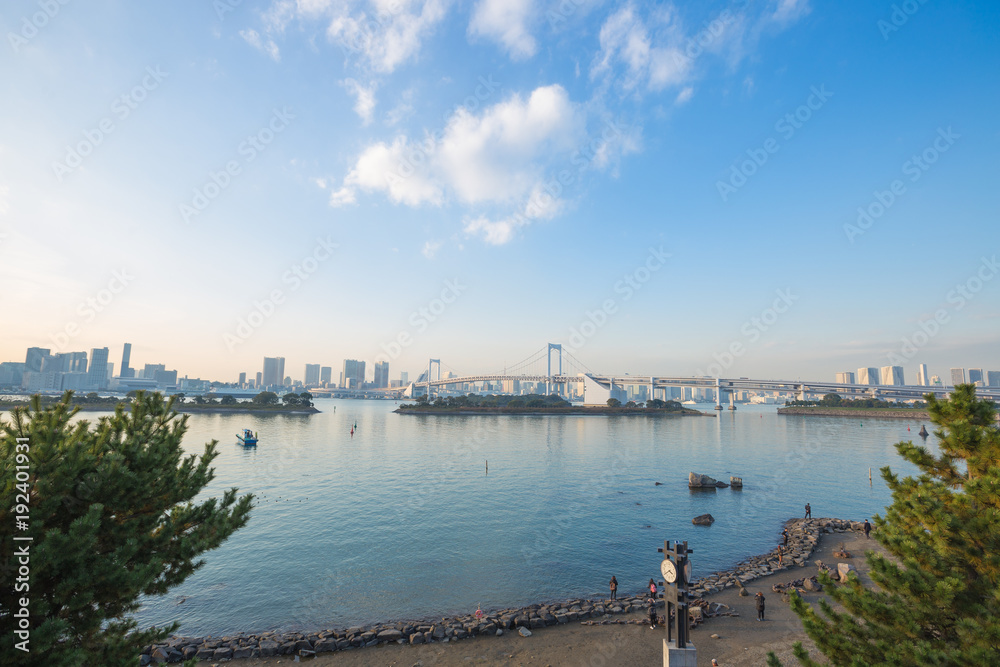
[660,558,677,583]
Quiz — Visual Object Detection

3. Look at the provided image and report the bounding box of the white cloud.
[344,136,444,206]
[329,186,357,207]
[329,84,632,244]
[327,0,449,73]
[421,239,442,258]
[342,78,377,125]
[239,28,281,61]
[468,0,536,60]
[591,4,691,92]
[674,86,694,105]
[770,0,810,26]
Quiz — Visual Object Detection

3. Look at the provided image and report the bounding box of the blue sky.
[1,0,998,384]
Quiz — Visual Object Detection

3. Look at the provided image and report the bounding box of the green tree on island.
[606,398,621,408]
[0,392,253,666]
[252,390,279,405]
[772,384,1000,665]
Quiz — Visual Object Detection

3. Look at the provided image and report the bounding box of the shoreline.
[777,406,930,420]
[0,402,319,415]
[395,407,711,417]
[142,517,857,663]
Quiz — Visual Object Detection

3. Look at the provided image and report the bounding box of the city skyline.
[2,2,999,380]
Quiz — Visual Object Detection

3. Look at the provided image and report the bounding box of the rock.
[151,647,170,663]
[232,647,253,659]
[710,633,720,639]
[730,476,743,488]
[689,472,718,487]
[837,562,856,583]
[314,639,338,652]
[258,640,280,657]
[715,480,730,488]
[692,513,715,526]
[803,577,823,592]
[378,629,403,642]
[139,655,152,666]
[655,482,663,486]
[496,629,503,636]
[293,639,313,651]
[212,647,233,660]
[518,627,532,637]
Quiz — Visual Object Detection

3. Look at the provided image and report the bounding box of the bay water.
[128,399,929,636]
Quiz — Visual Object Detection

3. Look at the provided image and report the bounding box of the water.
[125,399,929,636]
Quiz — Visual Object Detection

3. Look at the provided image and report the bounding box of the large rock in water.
[692,513,715,526]
[689,472,718,487]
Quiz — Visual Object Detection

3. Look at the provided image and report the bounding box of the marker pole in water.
[869,467,872,484]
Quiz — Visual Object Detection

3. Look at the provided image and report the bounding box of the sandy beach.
[216,520,885,666]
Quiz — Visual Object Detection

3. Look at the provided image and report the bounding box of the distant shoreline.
[778,406,929,420]
[395,406,711,417]
[0,402,319,415]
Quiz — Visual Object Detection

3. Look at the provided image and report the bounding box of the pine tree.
[0,392,253,666]
[780,384,1000,665]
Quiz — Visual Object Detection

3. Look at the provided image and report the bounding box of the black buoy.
[919,425,929,438]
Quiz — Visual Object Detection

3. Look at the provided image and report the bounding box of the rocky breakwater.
[685,518,863,598]
[139,595,654,663]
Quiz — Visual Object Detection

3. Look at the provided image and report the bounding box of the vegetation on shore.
[0,390,318,413]
[771,384,1000,665]
[397,393,698,414]
[0,392,253,666]
[786,393,926,409]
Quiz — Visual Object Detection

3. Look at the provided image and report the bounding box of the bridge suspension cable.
[500,346,548,376]
[562,348,594,376]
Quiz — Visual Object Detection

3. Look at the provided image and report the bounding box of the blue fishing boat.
[237,428,258,446]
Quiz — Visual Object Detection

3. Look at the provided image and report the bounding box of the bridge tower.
[546,343,563,396]
[427,359,441,398]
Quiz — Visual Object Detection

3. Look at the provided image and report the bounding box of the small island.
[0,390,320,414]
[396,393,709,416]
[778,393,930,419]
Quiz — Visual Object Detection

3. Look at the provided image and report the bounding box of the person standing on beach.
[804,503,812,519]
[649,578,657,599]
[609,576,618,601]
[755,591,766,621]
[782,528,789,546]
[863,519,871,538]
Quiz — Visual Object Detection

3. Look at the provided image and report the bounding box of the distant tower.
[968,368,984,386]
[835,371,855,384]
[916,364,928,386]
[88,347,109,389]
[950,368,966,386]
[880,365,904,386]
[120,343,133,378]
[304,364,321,386]
[238,372,247,386]
[373,361,389,388]
[857,367,880,385]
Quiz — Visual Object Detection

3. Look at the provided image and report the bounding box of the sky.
[1,0,998,385]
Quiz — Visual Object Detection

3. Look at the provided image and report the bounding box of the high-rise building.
[120,343,134,378]
[256,371,263,388]
[950,368,966,386]
[304,364,321,386]
[400,371,409,385]
[320,366,332,385]
[857,367,879,385]
[930,375,942,385]
[880,366,904,386]
[373,361,389,388]
[88,347,109,389]
[25,347,51,373]
[154,369,177,386]
[968,368,984,386]
[239,372,247,386]
[835,371,855,384]
[986,370,1000,387]
[342,359,365,389]
[916,363,928,386]
[142,363,166,380]
[262,357,285,387]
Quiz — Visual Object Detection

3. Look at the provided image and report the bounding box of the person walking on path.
[609,576,618,601]
[648,578,657,599]
[648,597,658,629]
[755,591,766,621]
[777,545,783,566]
[804,503,812,519]
[863,519,871,538]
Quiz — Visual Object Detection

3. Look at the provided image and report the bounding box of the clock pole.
[658,539,697,666]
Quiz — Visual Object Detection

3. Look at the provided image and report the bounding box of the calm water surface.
[124,399,930,636]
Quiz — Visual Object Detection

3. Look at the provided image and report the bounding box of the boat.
[237,428,258,446]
